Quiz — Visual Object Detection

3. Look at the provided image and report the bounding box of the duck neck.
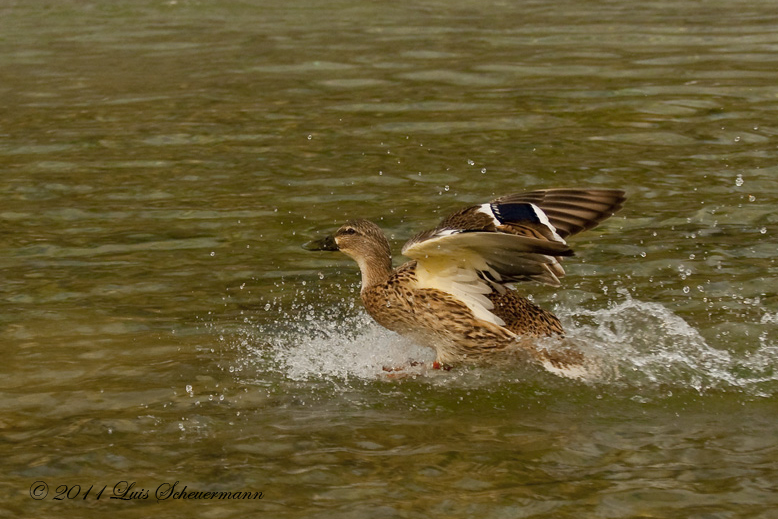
[354,248,393,291]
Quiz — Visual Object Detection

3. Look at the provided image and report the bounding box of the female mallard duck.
[304,188,626,374]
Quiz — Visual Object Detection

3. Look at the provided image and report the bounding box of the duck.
[304,188,626,375]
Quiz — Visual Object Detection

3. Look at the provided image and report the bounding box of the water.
[2,0,778,517]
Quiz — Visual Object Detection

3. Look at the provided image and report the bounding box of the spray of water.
[558,295,776,393]
[233,292,777,396]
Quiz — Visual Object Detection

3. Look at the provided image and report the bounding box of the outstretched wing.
[401,188,625,325]
[490,188,627,240]
[403,229,572,287]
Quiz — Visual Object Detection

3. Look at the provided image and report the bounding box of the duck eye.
[340,228,357,235]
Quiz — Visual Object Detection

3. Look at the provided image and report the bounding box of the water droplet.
[735,174,744,187]
[689,254,695,260]
[760,227,767,234]
[467,159,475,166]
[734,136,741,142]
[444,185,450,191]
[683,286,690,294]
[264,303,271,311]
[307,134,312,140]
[318,272,325,280]
[186,384,193,393]
[210,251,215,257]
[640,251,647,258]
[480,168,487,174]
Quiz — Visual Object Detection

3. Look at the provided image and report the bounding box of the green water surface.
[2,0,777,517]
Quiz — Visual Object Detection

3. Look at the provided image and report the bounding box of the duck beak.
[302,234,338,251]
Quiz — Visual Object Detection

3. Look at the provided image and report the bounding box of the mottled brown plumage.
[304,188,626,375]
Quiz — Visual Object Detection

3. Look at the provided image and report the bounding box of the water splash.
[269,312,433,381]
[558,296,765,392]
[231,304,434,382]
[235,294,778,396]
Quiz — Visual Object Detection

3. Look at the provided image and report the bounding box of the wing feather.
[492,188,626,239]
